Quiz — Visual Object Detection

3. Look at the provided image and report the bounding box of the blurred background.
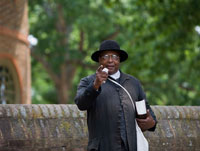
[1,0,200,105]
[29,0,200,105]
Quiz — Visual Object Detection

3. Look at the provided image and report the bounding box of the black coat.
[74,72,157,151]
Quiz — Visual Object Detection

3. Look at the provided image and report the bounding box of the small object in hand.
[136,99,147,119]
[102,68,108,83]
[102,68,108,73]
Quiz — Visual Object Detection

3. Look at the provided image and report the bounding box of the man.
[74,40,157,151]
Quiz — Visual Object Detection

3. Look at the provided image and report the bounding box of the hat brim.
[91,49,128,62]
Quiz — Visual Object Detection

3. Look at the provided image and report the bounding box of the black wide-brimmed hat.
[91,40,128,62]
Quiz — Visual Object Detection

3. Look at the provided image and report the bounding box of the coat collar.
[93,70,130,84]
[119,70,130,84]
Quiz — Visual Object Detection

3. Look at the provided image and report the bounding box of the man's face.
[99,51,120,75]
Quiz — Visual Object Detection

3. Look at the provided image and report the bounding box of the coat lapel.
[119,71,130,85]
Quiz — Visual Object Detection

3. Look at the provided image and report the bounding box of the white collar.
[109,70,120,80]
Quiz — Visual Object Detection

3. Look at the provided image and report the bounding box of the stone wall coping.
[0,105,199,120]
[0,104,85,119]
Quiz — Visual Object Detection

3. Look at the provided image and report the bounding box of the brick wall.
[0,0,30,104]
[0,105,199,151]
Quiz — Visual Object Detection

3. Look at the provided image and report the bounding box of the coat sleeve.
[74,76,101,111]
[137,80,157,131]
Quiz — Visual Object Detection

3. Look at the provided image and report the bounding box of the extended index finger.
[97,65,104,72]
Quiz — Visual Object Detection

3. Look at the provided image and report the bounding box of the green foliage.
[29,0,200,105]
[31,58,57,104]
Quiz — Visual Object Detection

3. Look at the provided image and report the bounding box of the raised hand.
[93,65,109,90]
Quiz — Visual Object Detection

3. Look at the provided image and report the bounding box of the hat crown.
[91,40,128,62]
[99,40,120,51]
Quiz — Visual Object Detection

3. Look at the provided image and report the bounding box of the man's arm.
[136,80,157,131]
[74,65,108,111]
[74,76,101,111]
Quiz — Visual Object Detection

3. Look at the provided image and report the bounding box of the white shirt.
[109,70,120,80]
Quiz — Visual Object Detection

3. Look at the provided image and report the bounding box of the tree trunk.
[55,63,76,104]
[55,82,69,104]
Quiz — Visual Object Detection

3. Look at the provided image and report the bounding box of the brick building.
[0,0,30,104]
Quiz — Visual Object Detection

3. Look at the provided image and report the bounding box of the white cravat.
[109,70,120,80]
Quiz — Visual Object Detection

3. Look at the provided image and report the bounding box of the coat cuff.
[85,81,101,97]
[148,120,157,131]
